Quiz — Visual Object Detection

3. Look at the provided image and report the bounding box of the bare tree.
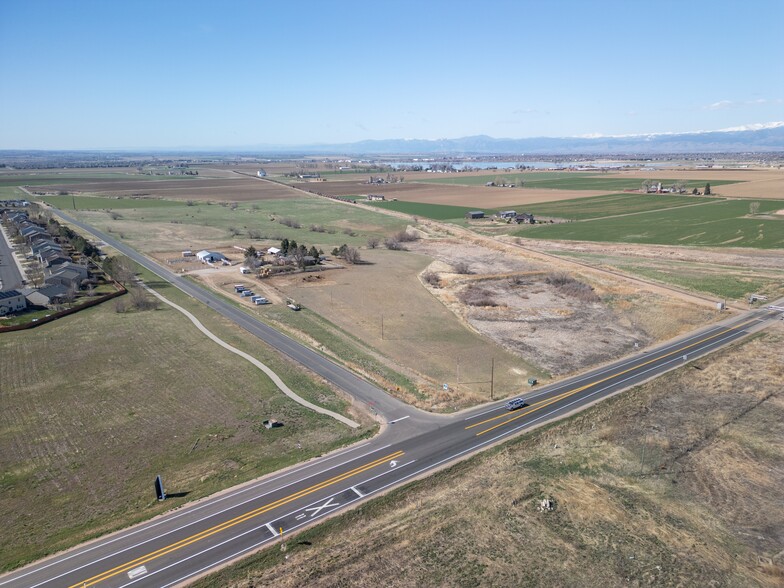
[749,201,760,215]
[366,236,380,249]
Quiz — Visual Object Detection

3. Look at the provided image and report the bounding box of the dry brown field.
[0,290,370,569]
[29,177,302,201]
[188,236,726,409]
[293,180,606,208]
[611,167,784,198]
[196,325,784,588]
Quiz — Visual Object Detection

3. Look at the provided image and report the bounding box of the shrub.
[393,230,419,243]
[458,285,498,306]
[545,272,600,303]
[309,224,326,233]
[452,261,471,274]
[422,270,441,287]
[280,217,301,229]
[384,238,405,250]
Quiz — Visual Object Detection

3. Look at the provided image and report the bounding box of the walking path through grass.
[141,280,361,428]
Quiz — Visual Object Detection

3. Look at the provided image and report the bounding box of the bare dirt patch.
[409,238,719,376]
[293,180,607,208]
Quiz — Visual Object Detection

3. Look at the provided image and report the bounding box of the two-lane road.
[2,206,781,587]
[3,301,779,587]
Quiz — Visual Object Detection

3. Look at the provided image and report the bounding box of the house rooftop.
[0,289,23,300]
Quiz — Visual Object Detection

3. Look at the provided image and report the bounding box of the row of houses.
[2,211,93,311]
[0,199,31,208]
[7,211,71,267]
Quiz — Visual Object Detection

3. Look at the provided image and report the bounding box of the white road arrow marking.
[304,497,340,518]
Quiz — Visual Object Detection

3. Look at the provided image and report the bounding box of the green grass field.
[368,193,719,222]
[549,251,784,301]
[523,193,722,220]
[518,199,784,248]
[419,172,740,191]
[60,196,408,252]
[368,200,477,220]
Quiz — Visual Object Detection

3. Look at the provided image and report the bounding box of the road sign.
[155,475,166,501]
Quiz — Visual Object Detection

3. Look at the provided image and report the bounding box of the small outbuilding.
[465,211,485,219]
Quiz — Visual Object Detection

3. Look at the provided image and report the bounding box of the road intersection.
[1,208,780,587]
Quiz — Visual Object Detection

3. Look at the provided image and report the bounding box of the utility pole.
[381,313,384,340]
[490,358,494,400]
[456,359,460,393]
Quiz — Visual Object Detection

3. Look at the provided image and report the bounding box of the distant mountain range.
[257,122,784,155]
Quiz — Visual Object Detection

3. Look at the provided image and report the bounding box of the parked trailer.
[253,297,270,305]
[241,291,254,297]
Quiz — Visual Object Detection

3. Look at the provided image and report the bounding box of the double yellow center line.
[70,450,403,587]
[467,317,758,437]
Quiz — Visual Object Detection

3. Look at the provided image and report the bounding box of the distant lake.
[381,160,669,170]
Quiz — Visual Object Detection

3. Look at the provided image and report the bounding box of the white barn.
[196,250,229,263]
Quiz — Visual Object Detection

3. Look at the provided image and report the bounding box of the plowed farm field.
[293,180,606,208]
[29,177,302,201]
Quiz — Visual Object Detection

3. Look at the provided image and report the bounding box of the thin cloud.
[705,98,782,110]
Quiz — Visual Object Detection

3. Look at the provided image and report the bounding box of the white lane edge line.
[16,442,391,588]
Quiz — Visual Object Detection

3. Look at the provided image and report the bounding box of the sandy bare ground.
[408,239,719,376]
[293,180,607,208]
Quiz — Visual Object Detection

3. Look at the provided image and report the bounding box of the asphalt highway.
[2,209,781,588]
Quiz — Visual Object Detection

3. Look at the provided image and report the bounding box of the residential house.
[367,194,385,201]
[39,250,71,268]
[45,261,88,281]
[0,290,27,315]
[21,284,68,307]
[45,268,83,291]
[31,240,62,256]
[514,213,535,224]
[497,210,517,219]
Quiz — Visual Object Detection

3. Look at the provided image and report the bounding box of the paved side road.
[0,222,26,290]
[50,207,425,427]
[141,280,361,428]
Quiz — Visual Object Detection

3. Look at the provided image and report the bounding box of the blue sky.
[1,0,782,149]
